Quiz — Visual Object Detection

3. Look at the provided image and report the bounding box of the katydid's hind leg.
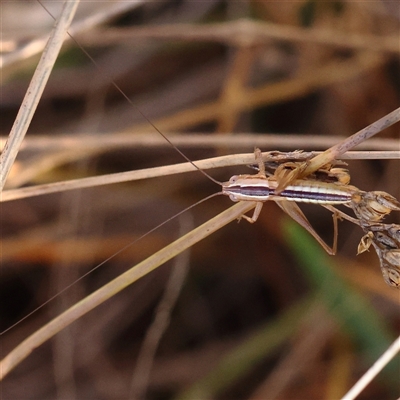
[254,148,266,177]
[240,202,264,223]
[331,210,339,255]
[318,210,340,255]
[277,201,336,255]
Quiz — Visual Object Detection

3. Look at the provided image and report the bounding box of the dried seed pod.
[388,226,400,242]
[363,223,400,249]
[351,192,400,223]
[375,232,398,249]
[383,249,400,267]
[356,223,400,288]
[357,232,373,255]
[373,191,400,211]
[380,265,400,288]
[368,199,393,215]
[371,243,400,288]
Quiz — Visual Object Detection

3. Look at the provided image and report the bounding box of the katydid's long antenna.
[0,0,228,335]
[37,0,223,187]
[0,191,222,335]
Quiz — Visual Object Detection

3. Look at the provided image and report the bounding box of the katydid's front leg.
[239,202,264,224]
[239,148,266,223]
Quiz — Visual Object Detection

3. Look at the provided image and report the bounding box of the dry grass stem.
[0,0,80,191]
[1,133,398,153]
[129,214,193,399]
[0,201,256,379]
[81,19,400,54]
[3,146,399,202]
[301,107,400,177]
[1,1,141,69]
[341,335,400,400]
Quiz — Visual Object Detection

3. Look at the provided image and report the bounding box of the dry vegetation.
[1,1,399,399]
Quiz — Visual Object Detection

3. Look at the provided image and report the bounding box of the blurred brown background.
[1,1,399,399]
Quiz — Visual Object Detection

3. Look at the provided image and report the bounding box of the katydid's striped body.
[222,174,357,205]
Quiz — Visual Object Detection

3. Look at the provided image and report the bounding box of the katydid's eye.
[229,175,239,184]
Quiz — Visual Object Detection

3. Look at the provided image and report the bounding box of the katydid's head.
[222,174,272,202]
